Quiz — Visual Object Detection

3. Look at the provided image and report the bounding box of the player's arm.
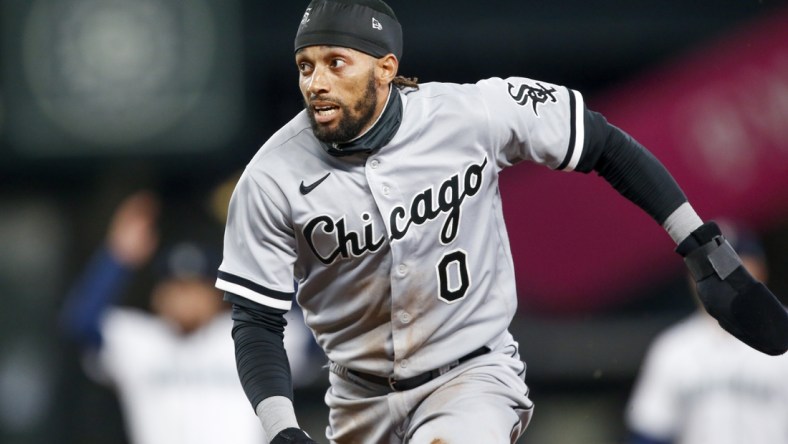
[217,171,316,442]
[225,292,317,443]
[59,191,159,348]
[576,110,788,356]
[59,247,134,348]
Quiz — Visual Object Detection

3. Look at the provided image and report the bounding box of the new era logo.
[372,17,382,30]
[300,8,311,26]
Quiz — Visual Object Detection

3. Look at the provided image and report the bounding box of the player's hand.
[677,221,788,356]
[270,427,319,444]
[107,190,160,268]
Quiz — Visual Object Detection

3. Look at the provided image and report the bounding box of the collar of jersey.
[321,86,402,157]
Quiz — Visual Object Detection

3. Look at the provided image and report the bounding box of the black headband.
[294,0,403,60]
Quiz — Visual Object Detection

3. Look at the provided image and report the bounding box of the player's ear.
[375,54,398,86]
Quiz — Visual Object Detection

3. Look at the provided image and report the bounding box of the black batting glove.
[270,427,318,444]
[677,221,788,356]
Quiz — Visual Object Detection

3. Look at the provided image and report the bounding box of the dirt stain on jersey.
[398,270,434,354]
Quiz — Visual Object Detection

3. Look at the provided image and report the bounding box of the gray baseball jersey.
[216,77,585,380]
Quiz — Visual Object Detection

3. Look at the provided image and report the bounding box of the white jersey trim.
[561,89,586,171]
[215,278,293,311]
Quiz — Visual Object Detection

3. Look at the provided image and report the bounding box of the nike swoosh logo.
[300,172,331,195]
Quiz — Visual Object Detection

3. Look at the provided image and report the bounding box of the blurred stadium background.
[1,0,787,443]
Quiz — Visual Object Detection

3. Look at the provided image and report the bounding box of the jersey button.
[370,159,380,169]
[397,264,407,275]
[399,312,412,324]
[399,359,409,369]
[382,186,390,195]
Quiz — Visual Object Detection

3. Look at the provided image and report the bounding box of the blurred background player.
[626,220,788,444]
[59,190,321,444]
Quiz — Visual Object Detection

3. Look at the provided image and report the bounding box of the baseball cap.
[152,241,221,282]
[717,220,766,261]
[294,0,403,60]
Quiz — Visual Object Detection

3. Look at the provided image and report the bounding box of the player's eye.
[329,58,346,69]
[297,62,313,75]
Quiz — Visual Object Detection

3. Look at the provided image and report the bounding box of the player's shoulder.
[102,307,157,328]
[400,81,492,119]
[100,307,172,344]
[648,314,713,356]
[201,310,234,334]
[405,76,563,108]
[253,112,314,162]
[242,112,317,178]
[234,111,332,202]
[405,80,487,100]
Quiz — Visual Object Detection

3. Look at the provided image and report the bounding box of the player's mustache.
[307,94,344,108]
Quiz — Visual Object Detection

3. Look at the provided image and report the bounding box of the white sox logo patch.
[303,157,488,264]
[508,82,557,116]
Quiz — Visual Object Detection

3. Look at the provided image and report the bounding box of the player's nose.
[306,65,330,95]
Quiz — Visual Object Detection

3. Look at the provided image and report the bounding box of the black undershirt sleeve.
[224,292,294,410]
[574,109,687,225]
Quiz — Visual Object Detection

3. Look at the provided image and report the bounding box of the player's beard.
[305,72,378,144]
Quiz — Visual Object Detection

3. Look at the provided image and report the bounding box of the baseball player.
[58,191,315,444]
[215,1,788,443]
[626,223,788,444]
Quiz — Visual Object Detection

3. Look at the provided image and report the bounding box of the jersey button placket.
[366,155,414,379]
[372,158,388,194]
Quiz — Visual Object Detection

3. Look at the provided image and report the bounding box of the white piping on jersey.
[215,278,293,311]
[562,89,585,171]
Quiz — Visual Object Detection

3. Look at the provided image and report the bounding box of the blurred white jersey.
[92,309,267,444]
[627,313,788,444]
